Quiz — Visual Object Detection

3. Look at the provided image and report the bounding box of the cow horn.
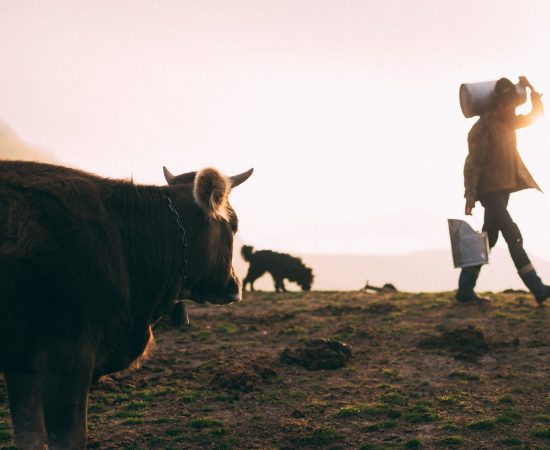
[229,168,254,188]
[163,166,175,184]
[163,167,197,185]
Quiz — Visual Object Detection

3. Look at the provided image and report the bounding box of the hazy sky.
[2,0,550,257]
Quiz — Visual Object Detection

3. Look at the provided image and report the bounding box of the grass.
[533,427,550,439]
[402,403,439,423]
[448,370,480,381]
[335,403,392,419]
[0,429,12,443]
[498,394,516,404]
[188,417,224,429]
[362,420,398,432]
[404,438,423,449]
[468,417,496,430]
[436,435,464,446]
[437,391,470,407]
[380,391,407,406]
[496,409,522,425]
[295,427,343,447]
[2,290,549,448]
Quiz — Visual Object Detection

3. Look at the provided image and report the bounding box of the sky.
[1,0,550,258]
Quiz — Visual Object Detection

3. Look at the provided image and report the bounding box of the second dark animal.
[241,245,314,292]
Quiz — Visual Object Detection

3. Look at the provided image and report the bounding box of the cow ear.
[193,168,231,221]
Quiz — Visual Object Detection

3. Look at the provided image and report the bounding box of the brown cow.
[0,160,252,449]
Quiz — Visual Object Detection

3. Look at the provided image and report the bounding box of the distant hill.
[0,122,58,163]
[234,245,550,293]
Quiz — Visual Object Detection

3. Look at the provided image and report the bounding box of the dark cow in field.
[0,160,252,449]
[241,245,314,292]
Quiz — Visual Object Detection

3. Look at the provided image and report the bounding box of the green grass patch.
[336,403,395,419]
[164,427,186,437]
[533,427,550,439]
[188,417,224,429]
[468,417,496,430]
[113,410,144,419]
[288,390,307,400]
[104,392,131,403]
[380,391,407,406]
[496,409,522,425]
[381,368,401,380]
[216,323,239,335]
[296,427,342,447]
[402,403,438,423]
[153,417,171,424]
[498,437,523,446]
[122,444,147,450]
[121,417,143,425]
[404,438,422,449]
[440,421,461,432]
[362,420,398,432]
[448,370,480,381]
[438,391,470,407]
[178,389,201,403]
[0,429,12,443]
[282,325,308,335]
[359,444,390,450]
[125,401,147,411]
[436,435,464,446]
[498,394,516,404]
[535,414,550,423]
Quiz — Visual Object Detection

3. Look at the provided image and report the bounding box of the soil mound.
[418,325,489,361]
[210,361,277,392]
[280,338,352,370]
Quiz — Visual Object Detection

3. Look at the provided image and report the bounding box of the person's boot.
[518,265,550,306]
[456,265,490,303]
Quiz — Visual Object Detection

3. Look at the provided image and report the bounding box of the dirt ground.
[1,290,550,449]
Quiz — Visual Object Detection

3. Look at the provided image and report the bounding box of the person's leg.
[456,265,488,302]
[482,193,550,305]
[455,194,501,303]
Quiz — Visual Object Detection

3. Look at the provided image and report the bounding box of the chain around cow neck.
[164,195,189,286]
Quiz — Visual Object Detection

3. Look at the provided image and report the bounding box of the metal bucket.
[448,219,490,268]
[459,79,527,118]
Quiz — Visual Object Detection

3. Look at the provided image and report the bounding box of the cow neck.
[164,194,189,286]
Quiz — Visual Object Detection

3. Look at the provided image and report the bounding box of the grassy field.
[1,290,550,449]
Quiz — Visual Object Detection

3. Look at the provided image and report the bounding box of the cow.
[0,160,252,449]
[241,245,314,292]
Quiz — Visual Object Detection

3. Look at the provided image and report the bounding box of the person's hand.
[519,75,534,90]
[465,199,475,216]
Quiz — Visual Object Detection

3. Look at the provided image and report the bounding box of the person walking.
[458,76,550,305]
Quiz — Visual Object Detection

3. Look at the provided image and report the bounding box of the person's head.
[494,78,522,114]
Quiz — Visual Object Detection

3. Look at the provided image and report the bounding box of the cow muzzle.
[188,276,242,305]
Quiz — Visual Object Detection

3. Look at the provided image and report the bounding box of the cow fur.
[241,245,314,292]
[0,160,251,449]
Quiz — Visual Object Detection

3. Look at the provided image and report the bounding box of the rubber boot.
[456,266,490,303]
[518,266,550,306]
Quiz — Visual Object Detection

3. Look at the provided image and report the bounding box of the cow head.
[163,166,252,305]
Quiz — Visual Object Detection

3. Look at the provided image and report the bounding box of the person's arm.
[515,76,544,129]
[463,118,489,214]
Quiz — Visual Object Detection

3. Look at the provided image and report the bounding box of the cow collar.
[165,195,191,326]
[164,195,189,285]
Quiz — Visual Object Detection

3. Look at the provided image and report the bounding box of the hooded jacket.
[464,92,544,203]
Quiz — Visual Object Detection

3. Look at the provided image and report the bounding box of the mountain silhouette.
[0,122,58,163]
